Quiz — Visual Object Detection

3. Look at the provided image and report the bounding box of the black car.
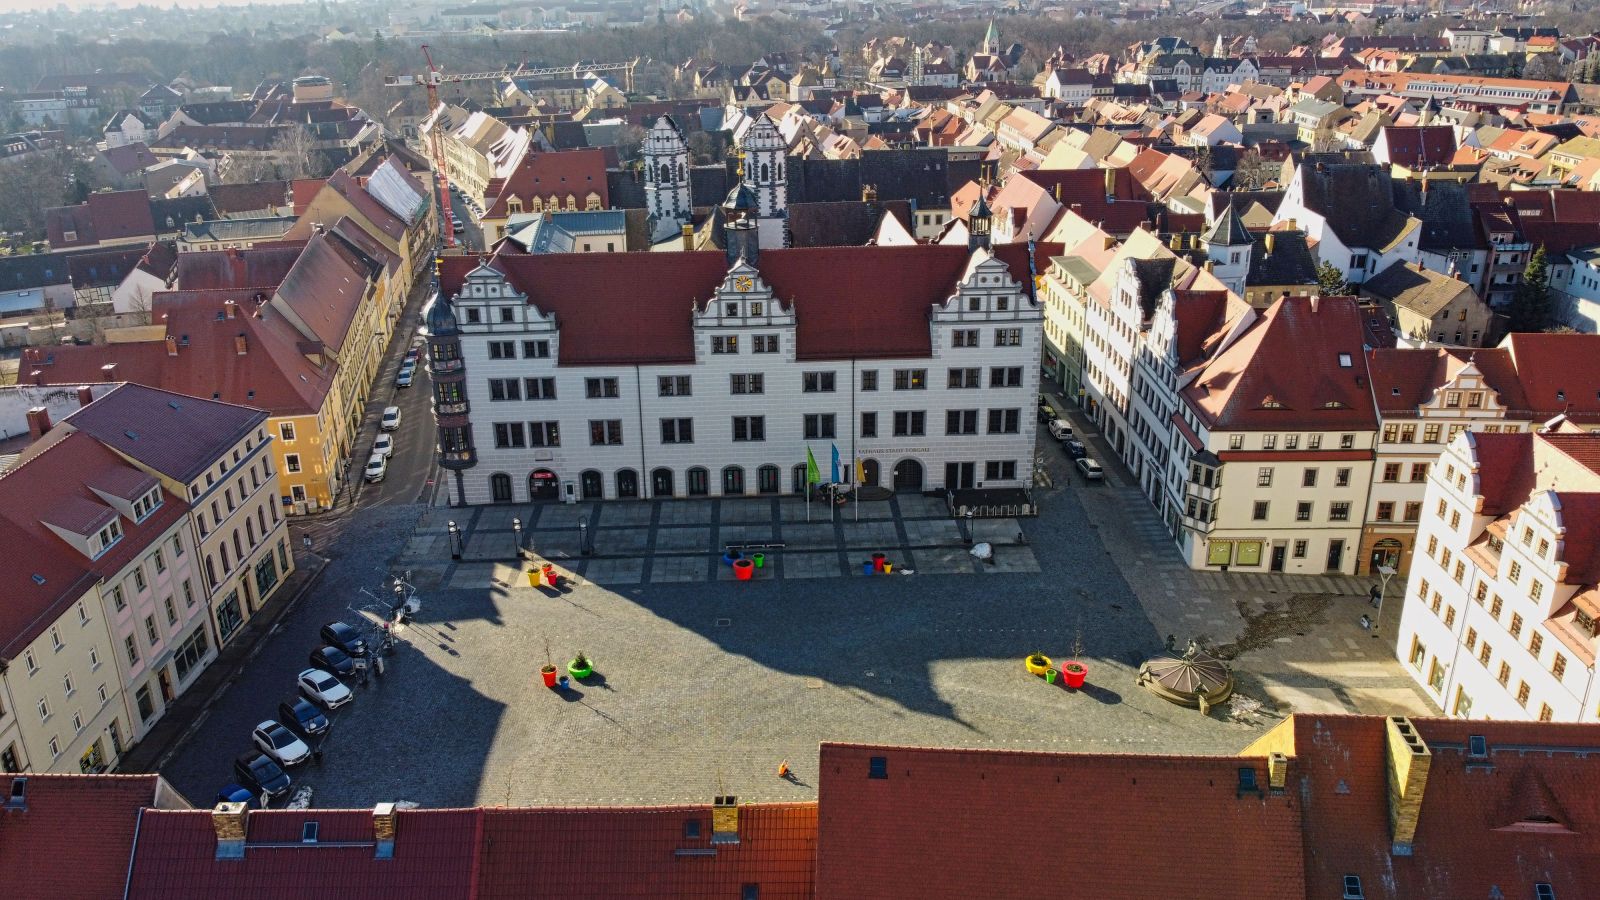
[233,752,291,800]
[310,645,357,677]
[320,622,368,658]
[278,697,330,737]
[1063,438,1088,459]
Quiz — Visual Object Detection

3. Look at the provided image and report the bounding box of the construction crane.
[385,48,639,248]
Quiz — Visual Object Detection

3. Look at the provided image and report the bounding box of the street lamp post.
[448,520,461,560]
[1370,564,1397,638]
[511,517,522,559]
[578,521,590,556]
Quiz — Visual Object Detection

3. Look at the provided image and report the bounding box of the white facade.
[447,251,1042,505]
[1396,431,1600,722]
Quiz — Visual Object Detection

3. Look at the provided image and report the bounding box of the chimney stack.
[212,802,249,859]
[711,795,740,846]
[1385,716,1431,856]
[1310,295,1320,312]
[30,370,43,386]
[100,363,117,382]
[25,407,51,441]
[1264,233,1276,256]
[235,333,248,355]
[1267,752,1288,792]
[681,223,694,251]
[225,301,237,320]
[166,334,179,357]
[1104,165,1116,198]
[372,802,397,859]
[76,386,93,407]
[862,183,878,202]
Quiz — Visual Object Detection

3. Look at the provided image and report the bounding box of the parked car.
[1047,418,1074,441]
[364,453,387,483]
[381,406,402,431]
[233,752,291,800]
[252,720,311,767]
[278,697,329,737]
[298,668,353,709]
[1076,457,1104,481]
[320,622,368,658]
[310,645,357,677]
[1063,438,1088,459]
[373,433,394,458]
[452,219,465,234]
[214,783,261,808]
[395,368,414,389]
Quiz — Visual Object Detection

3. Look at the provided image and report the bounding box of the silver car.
[252,720,311,766]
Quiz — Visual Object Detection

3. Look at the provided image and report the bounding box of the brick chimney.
[372,802,397,859]
[25,407,51,441]
[1385,716,1431,856]
[212,801,249,859]
[165,334,179,357]
[1267,752,1288,792]
[225,301,237,320]
[711,795,740,846]
[76,386,93,407]
[1310,295,1320,313]
[100,363,117,382]
[681,223,694,251]
[235,333,248,355]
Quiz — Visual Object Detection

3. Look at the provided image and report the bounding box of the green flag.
[805,447,821,484]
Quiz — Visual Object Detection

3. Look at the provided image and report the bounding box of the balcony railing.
[434,400,469,416]
[430,358,463,375]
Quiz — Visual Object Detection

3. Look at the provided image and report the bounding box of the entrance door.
[580,470,603,499]
[651,468,674,498]
[892,459,924,492]
[1326,539,1345,572]
[616,469,639,499]
[1270,543,1286,573]
[490,473,513,503]
[1369,539,1402,574]
[944,461,976,490]
[157,668,174,703]
[528,469,560,501]
[861,459,880,487]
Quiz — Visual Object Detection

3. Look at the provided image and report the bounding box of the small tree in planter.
[568,650,594,680]
[540,641,559,688]
[1062,625,1088,688]
[1025,650,1052,677]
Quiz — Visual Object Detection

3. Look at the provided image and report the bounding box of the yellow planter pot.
[1024,654,1052,676]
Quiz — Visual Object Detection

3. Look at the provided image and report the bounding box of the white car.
[373,433,394,458]
[1076,457,1104,481]
[364,453,387,483]
[381,406,402,431]
[1047,418,1074,441]
[297,668,353,709]
[252,720,311,766]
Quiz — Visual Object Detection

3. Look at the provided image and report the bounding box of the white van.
[1047,418,1074,441]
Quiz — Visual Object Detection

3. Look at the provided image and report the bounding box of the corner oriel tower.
[1201,204,1253,297]
[644,115,692,242]
[738,113,788,249]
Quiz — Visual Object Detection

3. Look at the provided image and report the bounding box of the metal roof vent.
[31,574,45,585]
[4,778,26,812]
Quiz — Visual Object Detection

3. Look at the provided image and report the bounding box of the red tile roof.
[291,178,327,216]
[1468,432,1537,517]
[209,180,291,216]
[125,808,482,900]
[88,190,158,242]
[174,245,303,292]
[1366,347,1524,415]
[272,231,378,355]
[815,743,1306,899]
[0,429,189,656]
[100,141,161,176]
[477,804,817,899]
[483,149,610,219]
[1380,125,1457,168]
[66,383,267,483]
[0,773,172,900]
[22,290,336,417]
[443,244,1042,366]
[1502,333,1600,423]
[1184,295,1378,432]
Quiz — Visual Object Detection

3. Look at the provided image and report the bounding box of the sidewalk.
[116,548,330,774]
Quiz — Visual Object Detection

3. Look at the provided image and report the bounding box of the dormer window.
[132,488,163,522]
[1337,353,1353,367]
[92,520,124,558]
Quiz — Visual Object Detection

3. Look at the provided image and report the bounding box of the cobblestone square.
[155,438,1436,812]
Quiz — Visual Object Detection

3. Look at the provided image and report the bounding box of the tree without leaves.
[1231,149,1278,191]
[1509,245,1553,333]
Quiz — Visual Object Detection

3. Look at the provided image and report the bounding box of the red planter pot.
[540,666,558,688]
[733,558,755,581]
[1061,662,1088,689]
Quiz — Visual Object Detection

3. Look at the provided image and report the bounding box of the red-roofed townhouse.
[1396,427,1600,721]
[67,383,292,649]
[477,148,610,243]
[288,157,435,295]
[1175,295,1380,574]
[0,418,205,770]
[426,240,1045,505]
[0,773,188,899]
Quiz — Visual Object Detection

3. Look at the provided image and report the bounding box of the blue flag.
[831,444,841,483]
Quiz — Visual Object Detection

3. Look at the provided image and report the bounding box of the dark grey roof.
[66,383,266,484]
[1298,163,1409,250]
[0,252,74,291]
[1130,256,1178,322]
[1390,179,1484,252]
[1203,205,1251,246]
[1247,231,1318,287]
[150,196,219,234]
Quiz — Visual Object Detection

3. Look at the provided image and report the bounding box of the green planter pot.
[568,659,593,679]
[753,552,766,568]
